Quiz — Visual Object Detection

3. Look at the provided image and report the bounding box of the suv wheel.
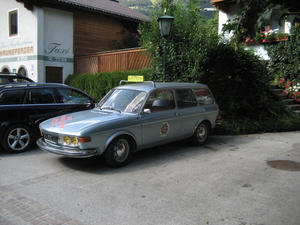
[2,124,33,153]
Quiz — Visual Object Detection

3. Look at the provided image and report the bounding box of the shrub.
[64,69,150,100]
[266,26,300,82]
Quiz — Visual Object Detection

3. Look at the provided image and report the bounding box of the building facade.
[0,0,148,82]
[211,0,300,60]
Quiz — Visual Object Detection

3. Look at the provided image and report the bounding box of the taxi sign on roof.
[128,76,144,82]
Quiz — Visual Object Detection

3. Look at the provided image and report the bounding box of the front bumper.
[36,138,97,158]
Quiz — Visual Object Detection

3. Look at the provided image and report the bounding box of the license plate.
[43,133,58,143]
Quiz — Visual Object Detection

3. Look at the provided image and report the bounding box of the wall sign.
[45,43,70,55]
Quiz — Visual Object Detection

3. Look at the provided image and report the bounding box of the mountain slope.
[119,0,215,17]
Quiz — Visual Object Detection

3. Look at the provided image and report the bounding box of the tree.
[266,26,300,83]
[222,0,300,44]
[139,0,219,82]
[139,0,300,134]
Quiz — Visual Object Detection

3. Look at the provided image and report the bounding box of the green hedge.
[65,68,300,135]
[64,69,151,100]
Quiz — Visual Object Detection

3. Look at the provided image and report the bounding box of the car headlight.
[58,134,91,147]
[60,135,79,146]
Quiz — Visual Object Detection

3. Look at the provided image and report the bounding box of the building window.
[9,10,18,36]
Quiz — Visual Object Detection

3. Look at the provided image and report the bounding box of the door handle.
[175,112,179,116]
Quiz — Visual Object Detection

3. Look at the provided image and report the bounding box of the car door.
[175,89,206,137]
[25,87,68,125]
[140,90,182,147]
[0,88,26,125]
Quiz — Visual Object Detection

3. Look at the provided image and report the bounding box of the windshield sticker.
[51,115,72,128]
[160,122,170,137]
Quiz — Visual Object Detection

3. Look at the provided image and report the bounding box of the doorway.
[46,67,63,83]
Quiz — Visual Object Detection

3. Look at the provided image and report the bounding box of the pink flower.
[284,84,290,88]
[279,78,285,83]
[282,91,289,94]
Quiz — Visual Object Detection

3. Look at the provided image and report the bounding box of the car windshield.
[0,76,33,83]
[100,89,147,113]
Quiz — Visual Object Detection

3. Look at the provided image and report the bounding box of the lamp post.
[157,15,174,80]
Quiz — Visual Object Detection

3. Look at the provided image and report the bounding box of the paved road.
[1,131,300,225]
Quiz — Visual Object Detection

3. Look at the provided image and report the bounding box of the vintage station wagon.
[37,80,220,168]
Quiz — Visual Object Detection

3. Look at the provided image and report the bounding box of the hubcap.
[196,124,207,142]
[113,139,129,162]
[7,128,30,151]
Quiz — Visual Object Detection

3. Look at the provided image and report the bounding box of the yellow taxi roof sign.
[128,76,144,82]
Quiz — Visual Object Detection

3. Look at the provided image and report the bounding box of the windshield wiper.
[101,107,121,113]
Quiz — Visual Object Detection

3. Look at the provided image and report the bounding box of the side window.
[194,88,214,105]
[0,89,26,105]
[28,88,56,104]
[9,10,18,36]
[57,88,91,104]
[144,90,175,113]
[175,89,197,108]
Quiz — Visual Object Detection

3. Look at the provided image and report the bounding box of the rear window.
[0,89,26,104]
[194,88,214,105]
[175,89,197,108]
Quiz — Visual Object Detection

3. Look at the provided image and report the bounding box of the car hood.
[40,108,131,135]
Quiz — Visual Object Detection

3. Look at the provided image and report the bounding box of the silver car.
[37,81,220,168]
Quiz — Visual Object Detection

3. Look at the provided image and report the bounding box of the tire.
[2,124,33,153]
[104,136,133,168]
[190,121,210,146]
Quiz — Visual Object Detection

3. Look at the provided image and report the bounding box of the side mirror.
[143,109,151,114]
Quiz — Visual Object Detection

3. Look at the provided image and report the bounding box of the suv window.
[194,88,214,105]
[0,89,26,104]
[145,90,175,112]
[57,88,91,103]
[27,88,56,104]
[175,89,197,108]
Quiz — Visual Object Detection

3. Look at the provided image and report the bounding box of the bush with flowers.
[244,29,290,45]
[277,78,300,102]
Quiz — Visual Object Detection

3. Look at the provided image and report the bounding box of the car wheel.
[104,136,133,168]
[2,124,33,153]
[190,121,210,146]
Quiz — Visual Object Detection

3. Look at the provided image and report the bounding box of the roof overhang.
[16,0,150,23]
[211,0,234,13]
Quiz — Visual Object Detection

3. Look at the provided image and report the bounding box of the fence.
[74,48,152,74]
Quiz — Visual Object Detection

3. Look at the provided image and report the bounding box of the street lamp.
[157,15,174,80]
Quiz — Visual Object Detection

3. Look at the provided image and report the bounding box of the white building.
[211,0,299,60]
[0,0,148,82]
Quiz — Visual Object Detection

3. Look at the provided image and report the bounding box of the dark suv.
[0,83,98,153]
[0,73,35,83]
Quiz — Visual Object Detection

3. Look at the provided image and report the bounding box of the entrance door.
[46,67,62,83]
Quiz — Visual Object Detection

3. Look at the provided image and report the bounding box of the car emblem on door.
[160,122,170,137]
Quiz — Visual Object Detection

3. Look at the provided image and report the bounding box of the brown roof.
[57,0,149,21]
[210,0,234,13]
[17,0,149,22]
